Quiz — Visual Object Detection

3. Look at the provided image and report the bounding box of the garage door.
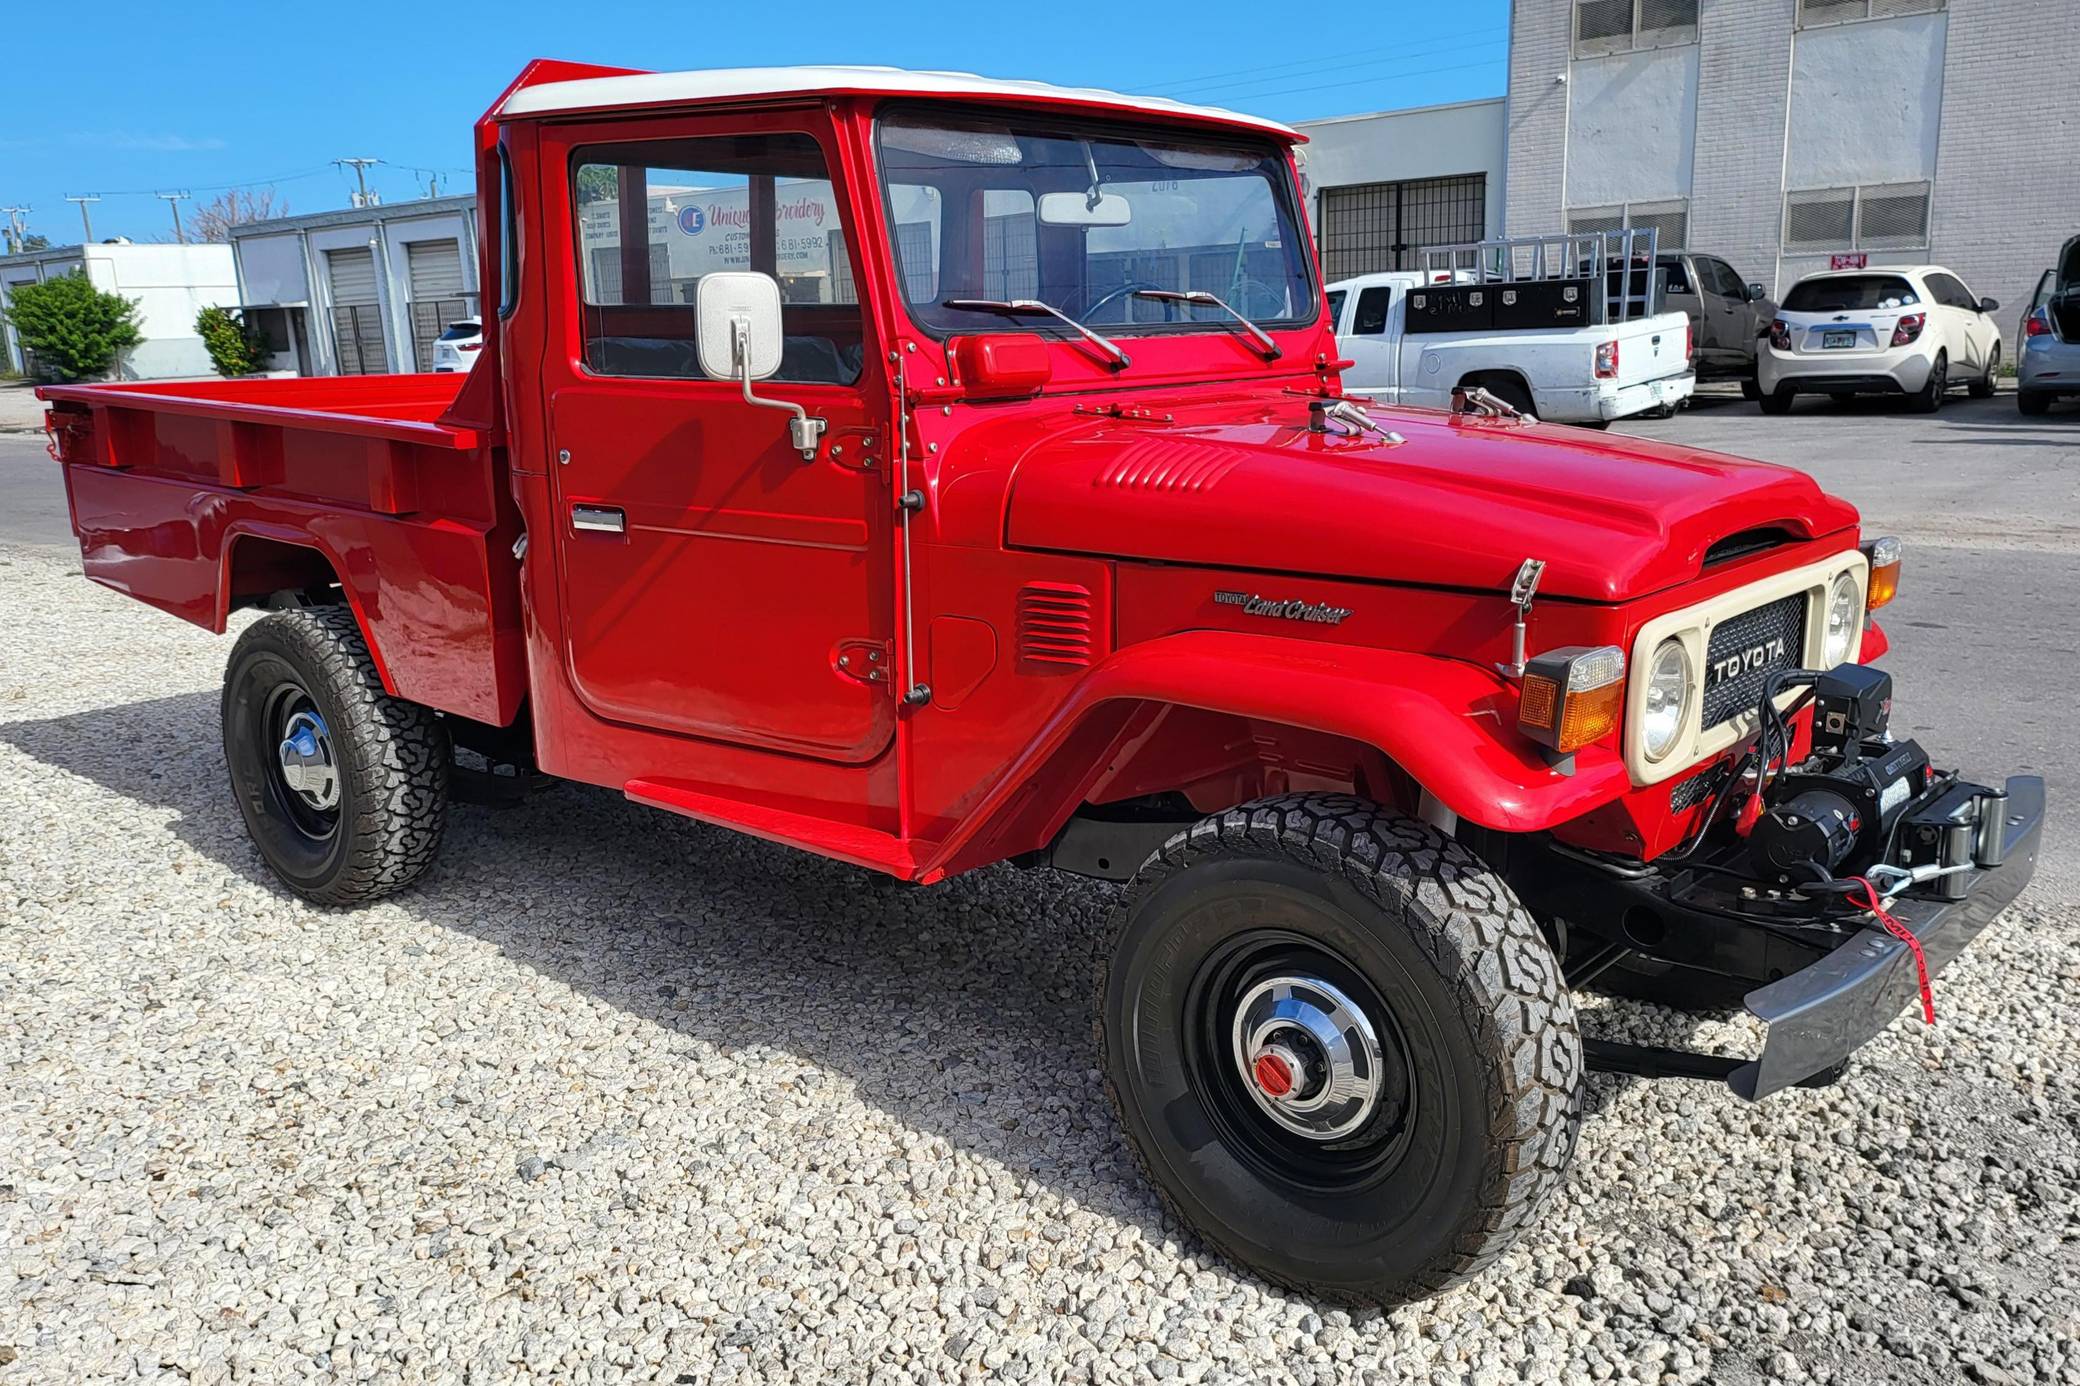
[1319,175,1487,281]
[325,247,388,375]
[405,239,469,372]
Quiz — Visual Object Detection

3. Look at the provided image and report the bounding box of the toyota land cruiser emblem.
[1214,590,1354,625]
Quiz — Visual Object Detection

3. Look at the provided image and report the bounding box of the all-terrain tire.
[222,607,449,905]
[1097,794,1582,1305]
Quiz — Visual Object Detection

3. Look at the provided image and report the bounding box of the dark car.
[1659,253,1775,395]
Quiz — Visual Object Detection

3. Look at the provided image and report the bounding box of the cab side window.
[1924,273,1970,311]
[1353,285,1392,335]
[572,132,864,384]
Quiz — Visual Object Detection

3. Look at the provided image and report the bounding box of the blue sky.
[1,0,1511,246]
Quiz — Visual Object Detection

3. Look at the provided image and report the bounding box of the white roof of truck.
[497,65,1300,140]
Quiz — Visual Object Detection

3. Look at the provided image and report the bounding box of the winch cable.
[1848,875,1936,1024]
[1665,669,1820,862]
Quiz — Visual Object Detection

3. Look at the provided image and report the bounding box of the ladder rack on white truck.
[1329,227,1695,425]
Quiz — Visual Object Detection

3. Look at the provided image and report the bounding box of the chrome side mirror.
[695,271,825,461]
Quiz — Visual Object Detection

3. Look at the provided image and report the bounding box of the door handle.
[571,504,626,534]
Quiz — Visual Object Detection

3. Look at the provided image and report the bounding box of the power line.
[1149,38,1508,102]
[1177,54,1507,108]
[335,157,381,208]
[1146,33,1505,97]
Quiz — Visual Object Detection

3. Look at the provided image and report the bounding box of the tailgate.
[1611,314,1692,386]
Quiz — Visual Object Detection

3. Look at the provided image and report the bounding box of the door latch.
[571,504,626,534]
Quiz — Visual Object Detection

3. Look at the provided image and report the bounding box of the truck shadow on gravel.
[4,690,1716,1247]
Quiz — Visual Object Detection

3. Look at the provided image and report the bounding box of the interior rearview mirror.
[696,271,784,382]
[1036,192,1132,228]
[694,270,825,461]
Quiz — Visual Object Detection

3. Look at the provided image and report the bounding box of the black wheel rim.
[258,679,341,843]
[1181,929,1418,1193]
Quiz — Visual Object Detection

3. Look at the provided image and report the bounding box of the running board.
[624,778,925,880]
[1583,1039,1844,1090]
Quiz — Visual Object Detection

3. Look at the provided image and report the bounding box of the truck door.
[1342,283,1399,398]
[535,114,895,764]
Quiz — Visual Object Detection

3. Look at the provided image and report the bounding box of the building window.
[1575,0,1697,57]
[1796,0,1943,28]
[1566,200,1689,251]
[1318,175,1486,281]
[1782,182,1930,252]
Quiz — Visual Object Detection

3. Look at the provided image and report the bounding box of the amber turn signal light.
[1518,645,1626,755]
[1863,535,1901,610]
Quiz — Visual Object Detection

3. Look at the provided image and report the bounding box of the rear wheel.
[1758,386,1794,415]
[1740,374,1763,402]
[1465,373,1535,420]
[222,607,449,905]
[2018,390,2052,416]
[1969,344,2000,399]
[1099,795,1581,1305]
[1910,350,1948,413]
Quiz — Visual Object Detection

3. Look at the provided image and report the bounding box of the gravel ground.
[3,544,2078,1386]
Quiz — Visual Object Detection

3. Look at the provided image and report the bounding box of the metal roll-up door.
[406,239,467,372]
[325,247,387,375]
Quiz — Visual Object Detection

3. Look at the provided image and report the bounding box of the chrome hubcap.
[277,709,339,811]
[1231,975,1384,1141]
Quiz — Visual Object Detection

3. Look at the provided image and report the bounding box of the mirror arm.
[732,318,825,461]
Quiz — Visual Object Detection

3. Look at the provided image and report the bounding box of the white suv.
[1759,265,2002,414]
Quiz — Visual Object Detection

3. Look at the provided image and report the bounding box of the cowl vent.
[1017,582,1096,671]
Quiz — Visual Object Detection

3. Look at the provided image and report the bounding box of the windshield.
[875,110,1315,341]
[1784,275,1919,313]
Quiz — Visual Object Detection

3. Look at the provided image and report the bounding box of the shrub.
[0,272,143,381]
[196,305,271,377]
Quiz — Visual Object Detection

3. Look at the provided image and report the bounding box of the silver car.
[2018,236,2080,416]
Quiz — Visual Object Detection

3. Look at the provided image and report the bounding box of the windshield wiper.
[944,298,1131,370]
[1134,289,1281,361]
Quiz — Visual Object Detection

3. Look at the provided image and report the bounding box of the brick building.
[1502,0,2080,316]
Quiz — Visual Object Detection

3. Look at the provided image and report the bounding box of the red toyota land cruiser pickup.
[40,60,2044,1306]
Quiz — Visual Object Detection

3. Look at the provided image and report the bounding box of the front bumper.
[1729,774,2045,1099]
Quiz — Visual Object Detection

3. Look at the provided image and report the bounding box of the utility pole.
[1,206,30,255]
[156,191,190,243]
[64,194,101,244]
[335,158,380,209]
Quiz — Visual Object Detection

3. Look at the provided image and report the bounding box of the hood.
[1001,402,1859,602]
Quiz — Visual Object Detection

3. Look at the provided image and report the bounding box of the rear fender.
[923,630,1631,879]
[217,524,397,695]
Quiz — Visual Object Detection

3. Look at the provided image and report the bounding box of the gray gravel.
[4,543,2078,1385]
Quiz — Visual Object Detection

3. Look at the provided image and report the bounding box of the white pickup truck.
[1327,264,1696,426]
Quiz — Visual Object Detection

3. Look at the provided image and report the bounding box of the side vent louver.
[1017,582,1095,672]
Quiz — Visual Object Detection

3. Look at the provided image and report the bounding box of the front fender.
[922,630,1630,880]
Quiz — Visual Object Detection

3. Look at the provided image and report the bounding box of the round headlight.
[1642,638,1691,762]
[1823,571,1861,666]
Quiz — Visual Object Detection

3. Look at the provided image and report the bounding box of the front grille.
[1701,594,1807,729]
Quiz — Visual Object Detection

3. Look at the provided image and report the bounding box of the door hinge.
[834,638,893,687]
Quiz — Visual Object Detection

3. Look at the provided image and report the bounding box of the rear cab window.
[1352,286,1392,335]
[570,132,864,384]
[1783,276,1919,313]
[1324,289,1347,331]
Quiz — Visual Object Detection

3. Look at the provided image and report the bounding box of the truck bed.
[39,373,527,726]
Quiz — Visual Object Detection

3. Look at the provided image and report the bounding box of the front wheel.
[1969,343,2000,399]
[1098,795,1581,1305]
[222,607,450,905]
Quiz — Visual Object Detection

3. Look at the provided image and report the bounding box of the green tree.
[195,305,270,377]
[0,272,143,381]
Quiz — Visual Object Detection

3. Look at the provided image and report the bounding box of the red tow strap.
[1850,876,1935,1024]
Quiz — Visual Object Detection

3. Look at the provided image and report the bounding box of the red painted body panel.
[38,64,1884,885]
